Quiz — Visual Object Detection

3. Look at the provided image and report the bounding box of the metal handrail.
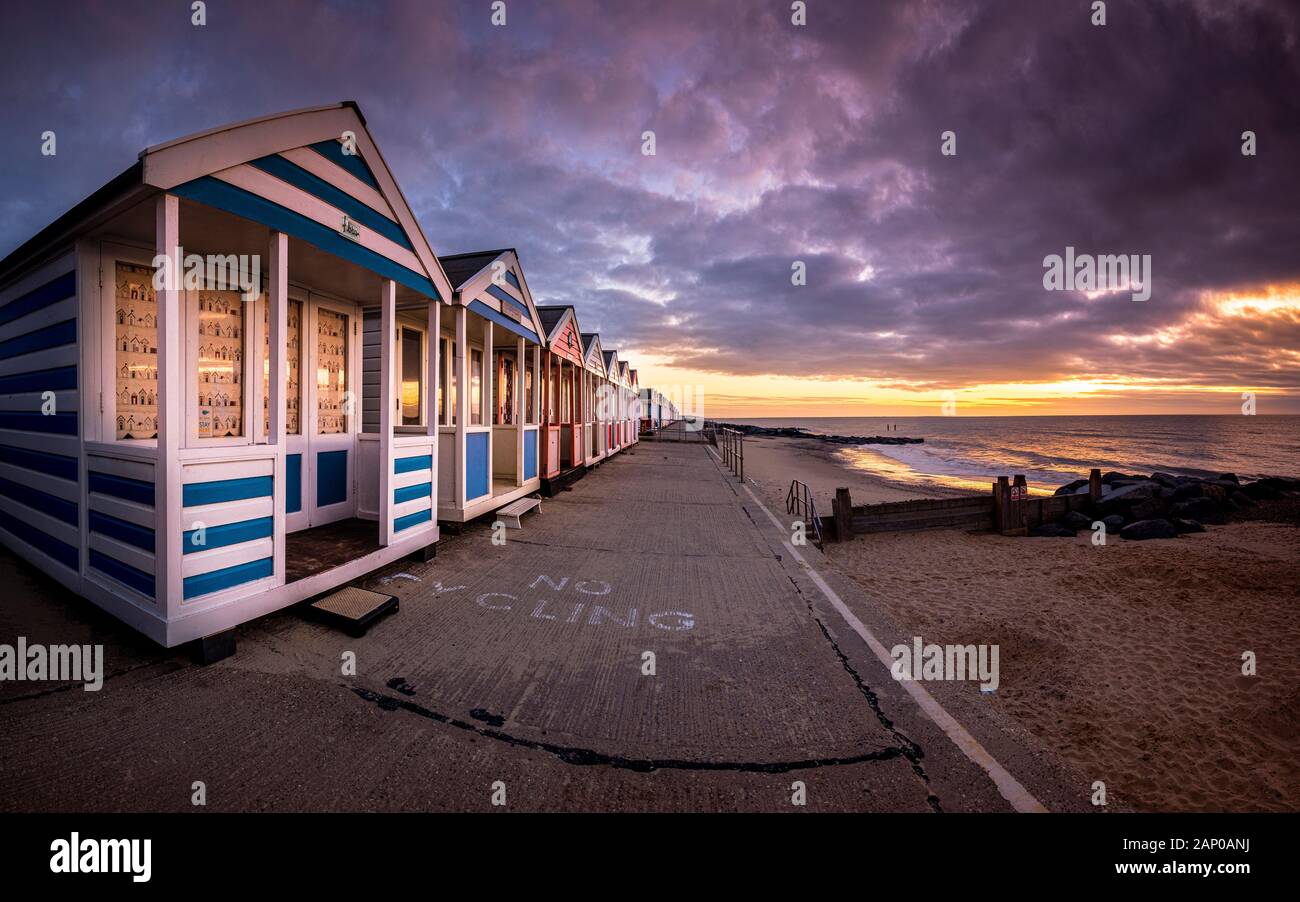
[718,426,744,482]
[785,478,824,550]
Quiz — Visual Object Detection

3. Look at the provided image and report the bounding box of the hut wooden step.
[307,586,398,637]
[496,496,541,528]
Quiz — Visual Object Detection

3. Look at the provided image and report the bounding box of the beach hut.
[628,367,641,443]
[432,249,547,522]
[0,102,455,648]
[535,305,586,494]
[601,349,621,455]
[617,360,634,447]
[580,332,607,466]
[640,386,659,433]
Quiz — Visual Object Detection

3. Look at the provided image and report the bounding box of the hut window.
[494,351,516,426]
[262,299,302,436]
[196,290,245,439]
[440,337,455,426]
[399,326,423,426]
[114,262,158,440]
[525,362,536,425]
[316,308,348,434]
[561,363,573,423]
[469,348,483,426]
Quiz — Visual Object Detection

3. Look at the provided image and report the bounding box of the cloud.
[1,0,1297,408]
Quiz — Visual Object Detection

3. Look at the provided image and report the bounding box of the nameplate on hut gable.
[339,215,361,242]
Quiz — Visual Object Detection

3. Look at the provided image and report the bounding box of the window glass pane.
[450,341,458,426]
[562,365,573,422]
[114,262,158,440]
[263,299,301,435]
[317,308,348,434]
[401,327,422,426]
[525,362,535,425]
[196,290,245,439]
[469,348,482,426]
[495,351,516,425]
[437,337,446,426]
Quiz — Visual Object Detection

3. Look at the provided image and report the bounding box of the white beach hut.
[0,102,455,648]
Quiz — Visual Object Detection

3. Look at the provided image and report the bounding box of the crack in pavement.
[0,658,184,706]
[350,684,913,775]
[784,572,944,813]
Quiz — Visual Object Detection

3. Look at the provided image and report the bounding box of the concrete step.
[497,496,542,528]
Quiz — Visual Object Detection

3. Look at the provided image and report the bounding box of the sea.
[729,415,1299,494]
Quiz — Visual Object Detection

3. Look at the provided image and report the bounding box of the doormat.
[306,586,398,638]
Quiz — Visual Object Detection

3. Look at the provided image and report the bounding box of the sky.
[2,0,1298,417]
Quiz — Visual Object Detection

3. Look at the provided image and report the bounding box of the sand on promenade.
[743,436,1300,812]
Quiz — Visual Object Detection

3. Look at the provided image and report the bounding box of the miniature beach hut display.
[535,305,587,495]
[580,332,607,465]
[601,349,621,455]
[432,249,547,522]
[0,102,458,648]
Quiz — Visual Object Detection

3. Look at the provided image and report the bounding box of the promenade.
[0,441,1085,812]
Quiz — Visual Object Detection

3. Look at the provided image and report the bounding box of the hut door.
[305,298,357,526]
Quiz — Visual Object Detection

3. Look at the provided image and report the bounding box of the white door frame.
[305,294,359,527]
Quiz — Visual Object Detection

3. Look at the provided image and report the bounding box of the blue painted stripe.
[88,549,155,597]
[0,271,75,327]
[249,154,412,250]
[182,475,273,507]
[0,365,76,394]
[286,453,302,514]
[485,283,531,319]
[183,556,274,600]
[0,444,77,481]
[504,269,522,291]
[89,510,155,553]
[466,431,490,500]
[89,471,155,506]
[523,428,538,480]
[393,454,432,474]
[0,318,76,361]
[394,508,432,532]
[172,176,439,300]
[0,476,77,525]
[0,411,78,435]
[317,450,348,507]
[394,481,431,504]
[0,508,78,570]
[183,515,273,554]
[467,300,539,345]
[308,140,380,189]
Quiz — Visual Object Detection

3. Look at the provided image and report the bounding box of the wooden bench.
[496,496,541,529]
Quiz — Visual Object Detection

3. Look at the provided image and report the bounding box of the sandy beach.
[743,436,1300,812]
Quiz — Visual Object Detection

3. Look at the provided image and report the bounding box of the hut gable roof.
[437,248,546,343]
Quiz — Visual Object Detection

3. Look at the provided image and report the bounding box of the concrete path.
[0,442,1087,812]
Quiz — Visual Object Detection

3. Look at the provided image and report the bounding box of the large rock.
[1030,523,1077,537]
[1129,499,1165,521]
[1059,510,1092,530]
[1102,514,1125,530]
[1103,481,1158,501]
[1170,497,1227,525]
[1054,479,1089,496]
[1218,473,1240,485]
[1171,482,1203,502]
[1120,519,1179,540]
[1171,518,1205,534]
[1201,484,1228,505]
